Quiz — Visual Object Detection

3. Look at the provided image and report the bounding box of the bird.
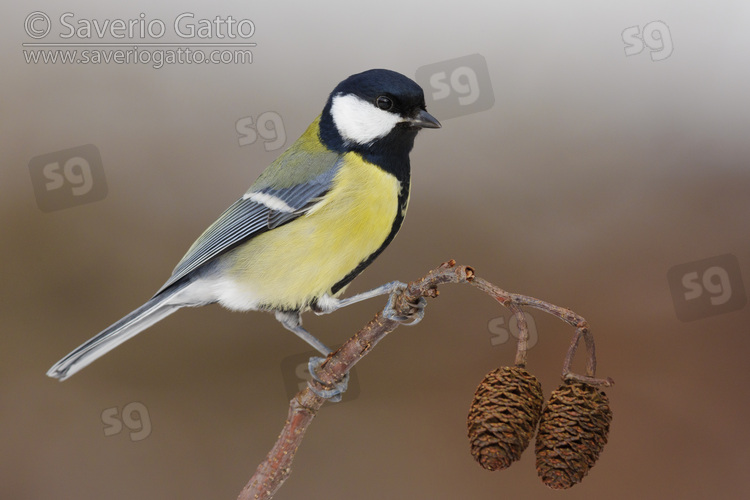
[46,68,441,388]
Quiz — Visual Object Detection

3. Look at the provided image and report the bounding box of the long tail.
[47,284,187,381]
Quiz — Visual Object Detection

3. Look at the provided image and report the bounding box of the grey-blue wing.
[154,162,341,296]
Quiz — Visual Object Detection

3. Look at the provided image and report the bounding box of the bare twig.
[236,260,612,500]
[468,277,614,386]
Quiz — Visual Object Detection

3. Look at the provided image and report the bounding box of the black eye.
[376,96,393,110]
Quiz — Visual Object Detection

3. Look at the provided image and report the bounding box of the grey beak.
[409,109,441,129]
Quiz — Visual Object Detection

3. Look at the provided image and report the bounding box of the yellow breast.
[223,153,403,311]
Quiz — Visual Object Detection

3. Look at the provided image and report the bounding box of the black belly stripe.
[329,175,410,296]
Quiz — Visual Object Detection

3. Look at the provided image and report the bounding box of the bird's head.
[320,69,441,154]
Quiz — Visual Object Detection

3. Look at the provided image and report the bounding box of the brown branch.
[468,277,614,386]
[236,260,612,500]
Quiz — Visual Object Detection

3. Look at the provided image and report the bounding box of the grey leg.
[314,281,427,325]
[275,310,348,401]
[275,310,331,355]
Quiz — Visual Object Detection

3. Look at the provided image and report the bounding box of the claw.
[383,285,427,325]
[307,356,349,402]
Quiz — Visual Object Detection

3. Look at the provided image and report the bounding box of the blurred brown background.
[3,1,750,499]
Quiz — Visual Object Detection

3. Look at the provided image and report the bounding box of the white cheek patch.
[330,94,402,145]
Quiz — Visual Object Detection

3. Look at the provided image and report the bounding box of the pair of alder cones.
[467,366,612,489]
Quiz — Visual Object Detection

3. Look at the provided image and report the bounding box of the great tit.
[47,69,440,381]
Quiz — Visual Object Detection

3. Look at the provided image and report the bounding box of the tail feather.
[47,286,185,381]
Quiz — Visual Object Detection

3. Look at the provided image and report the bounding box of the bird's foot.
[307,356,349,402]
[382,282,427,325]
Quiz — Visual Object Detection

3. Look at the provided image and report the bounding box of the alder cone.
[535,380,613,489]
[467,366,543,471]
